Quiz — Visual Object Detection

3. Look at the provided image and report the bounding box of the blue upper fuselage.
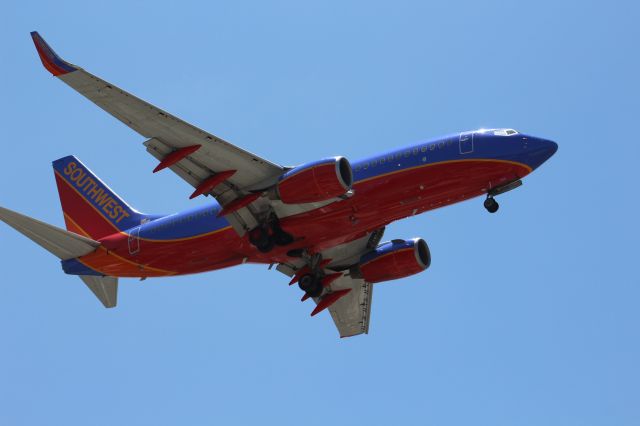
[351,128,558,182]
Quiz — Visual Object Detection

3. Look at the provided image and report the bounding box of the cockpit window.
[484,128,518,136]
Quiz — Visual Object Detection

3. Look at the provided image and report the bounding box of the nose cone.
[526,137,558,170]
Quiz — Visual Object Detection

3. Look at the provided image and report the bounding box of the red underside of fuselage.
[76,159,531,277]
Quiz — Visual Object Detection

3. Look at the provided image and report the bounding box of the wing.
[31,32,284,233]
[277,227,385,338]
[323,275,373,338]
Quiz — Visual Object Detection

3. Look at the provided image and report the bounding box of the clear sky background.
[1,1,639,425]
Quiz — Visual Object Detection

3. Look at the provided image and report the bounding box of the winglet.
[30,31,78,76]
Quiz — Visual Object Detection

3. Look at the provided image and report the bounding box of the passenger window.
[380,157,385,165]
[438,142,444,149]
[412,148,419,156]
[430,144,435,151]
[395,153,402,160]
[372,159,377,167]
[363,163,369,170]
[421,146,427,153]
[404,150,410,158]
[388,155,394,162]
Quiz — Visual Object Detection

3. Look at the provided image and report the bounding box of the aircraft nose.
[526,137,558,169]
[539,138,558,159]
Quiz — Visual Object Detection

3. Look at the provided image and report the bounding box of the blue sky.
[1,1,639,425]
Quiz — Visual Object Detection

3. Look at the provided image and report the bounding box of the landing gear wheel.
[484,197,499,213]
[298,274,323,298]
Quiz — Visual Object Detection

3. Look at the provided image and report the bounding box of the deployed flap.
[323,275,373,338]
[80,275,118,308]
[0,206,99,260]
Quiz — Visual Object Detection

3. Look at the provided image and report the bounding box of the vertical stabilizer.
[52,155,151,239]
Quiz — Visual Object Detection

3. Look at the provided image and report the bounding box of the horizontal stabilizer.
[0,206,99,260]
[80,275,118,308]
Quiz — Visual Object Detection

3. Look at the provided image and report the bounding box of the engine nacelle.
[277,157,353,204]
[357,238,431,283]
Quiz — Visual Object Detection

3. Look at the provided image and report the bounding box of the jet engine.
[276,157,353,204]
[356,238,431,283]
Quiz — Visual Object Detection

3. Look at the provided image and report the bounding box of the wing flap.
[323,275,373,338]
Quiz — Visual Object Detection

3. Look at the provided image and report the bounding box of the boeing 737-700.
[0,32,558,337]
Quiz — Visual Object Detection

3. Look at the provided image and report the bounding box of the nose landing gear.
[484,196,499,213]
[483,179,522,213]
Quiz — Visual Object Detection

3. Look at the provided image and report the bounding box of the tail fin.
[52,156,150,240]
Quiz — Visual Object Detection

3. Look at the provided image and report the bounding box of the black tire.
[298,274,323,297]
[484,197,499,213]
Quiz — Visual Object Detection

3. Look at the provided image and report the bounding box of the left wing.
[30,31,284,233]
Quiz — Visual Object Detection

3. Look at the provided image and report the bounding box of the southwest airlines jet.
[0,32,558,337]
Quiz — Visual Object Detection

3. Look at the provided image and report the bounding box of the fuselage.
[63,129,557,278]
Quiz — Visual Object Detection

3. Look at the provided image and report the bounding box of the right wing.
[30,31,285,232]
[323,274,373,338]
[278,227,385,338]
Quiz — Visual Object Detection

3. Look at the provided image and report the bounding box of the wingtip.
[30,31,77,76]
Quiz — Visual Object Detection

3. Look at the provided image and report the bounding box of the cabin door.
[128,226,141,255]
[459,132,474,154]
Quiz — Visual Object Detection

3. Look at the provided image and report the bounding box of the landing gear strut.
[248,216,294,253]
[484,196,499,213]
[483,179,522,214]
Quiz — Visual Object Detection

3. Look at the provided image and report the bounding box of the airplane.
[0,32,558,337]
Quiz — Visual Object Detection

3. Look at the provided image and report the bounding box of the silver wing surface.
[31,32,285,233]
[322,275,373,338]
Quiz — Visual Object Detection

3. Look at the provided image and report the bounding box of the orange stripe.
[356,158,532,184]
[118,225,234,244]
[64,212,176,276]
[63,213,92,238]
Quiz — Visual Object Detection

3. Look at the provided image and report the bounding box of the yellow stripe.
[356,158,532,184]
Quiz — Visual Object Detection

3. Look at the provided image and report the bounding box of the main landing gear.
[298,274,323,298]
[484,196,499,213]
[248,217,294,253]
